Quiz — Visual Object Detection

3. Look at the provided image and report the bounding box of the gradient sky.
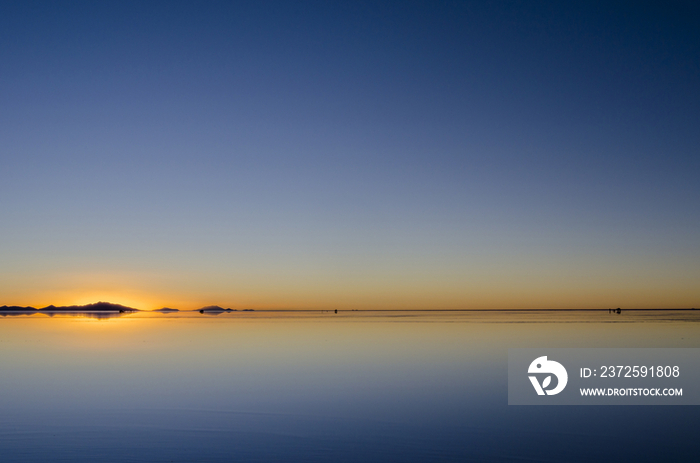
[2,1,699,310]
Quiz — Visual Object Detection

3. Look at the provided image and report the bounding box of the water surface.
[1,310,698,462]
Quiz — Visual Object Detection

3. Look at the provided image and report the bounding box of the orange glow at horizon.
[1,257,698,311]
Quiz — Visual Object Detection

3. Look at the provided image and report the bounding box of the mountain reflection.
[0,310,135,319]
[43,311,134,319]
[0,302,139,319]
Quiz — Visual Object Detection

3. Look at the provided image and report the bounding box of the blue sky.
[1,1,699,309]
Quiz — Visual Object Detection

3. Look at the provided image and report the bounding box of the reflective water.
[1,310,698,462]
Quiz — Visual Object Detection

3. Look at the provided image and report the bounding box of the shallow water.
[1,310,699,462]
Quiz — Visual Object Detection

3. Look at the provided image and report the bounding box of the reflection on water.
[0,311,134,320]
[3,308,699,322]
[0,310,698,462]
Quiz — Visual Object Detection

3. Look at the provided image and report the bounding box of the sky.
[1,1,699,310]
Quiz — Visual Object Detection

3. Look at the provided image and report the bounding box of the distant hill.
[40,302,138,312]
[198,305,236,313]
[0,305,38,312]
[0,302,257,315]
[0,302,138,313]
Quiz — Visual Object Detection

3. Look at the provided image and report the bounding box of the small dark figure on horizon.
[335,309,337,314]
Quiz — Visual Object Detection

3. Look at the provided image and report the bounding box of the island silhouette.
[0,302,138,313]
[198,305,238,314]
[0,302,257,317]
[0,302,139,318]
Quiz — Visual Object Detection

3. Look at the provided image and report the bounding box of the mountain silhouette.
[198,305,236,314]
[0,302,138,313]
[0,305,38,312]
[40,302,138,312]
